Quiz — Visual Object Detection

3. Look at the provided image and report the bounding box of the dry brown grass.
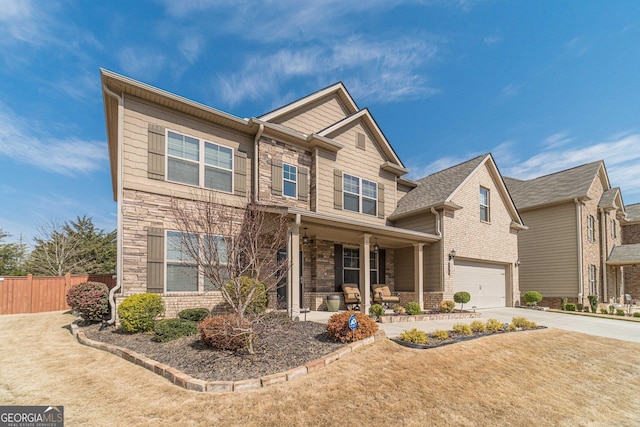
[1,311,639,426]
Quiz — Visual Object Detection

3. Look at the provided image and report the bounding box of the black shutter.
[334,244,343,292]
[378,249,386,284]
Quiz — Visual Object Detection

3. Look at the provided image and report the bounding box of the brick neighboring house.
[618,204,640,301]
[504,161,628,308]
[389,154,527,309]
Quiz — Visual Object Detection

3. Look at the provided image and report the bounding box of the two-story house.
[101,69,523,319]
[618,204,640,301]
[504,161,628,308]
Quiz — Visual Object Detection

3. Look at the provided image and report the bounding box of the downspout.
[431,207,443,294]
[103,84,124,326]
[599,207,607,302]
[430,207,442,237]
[253,123,264,202]
[575,198,583,305]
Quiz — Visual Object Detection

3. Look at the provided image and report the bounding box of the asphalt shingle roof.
[626,203,640,221]
[392,154,488,218]
[503,161,603,210]
[608,243,640,264]
[599,187,620,208]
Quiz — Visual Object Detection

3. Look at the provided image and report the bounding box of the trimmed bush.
[523,291,542,307]
[199,314,252,351]
[609,305,615,315]
[153,318,198,342]
[369,304,385,319]
[506,323,518,331]
[565,303,576,312]
[470,320,487,333]
[511,317,537,329]
[178,308,210,322]
[485,318,504,332]
[224,276,268,315]
[66,281,110,323]
[452,323,473,336]
[615,309,626,316]
[587,295,598,313]
[561,297,568,311]
[633,312,640,318]
[431,330,449,340]
[439,300,455,313]
[399,328,427,344]
[117,293,165,333]
[453,291,471,311]
[392,304,405,315]
[577,303,584,312]
[405,301,421,316]
[600,308,609,315]
[326,311,378,343]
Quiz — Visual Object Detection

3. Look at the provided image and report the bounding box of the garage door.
[454,261,506,308]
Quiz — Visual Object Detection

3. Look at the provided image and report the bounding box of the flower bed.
[379,311,481,323]
[392,327,546,349]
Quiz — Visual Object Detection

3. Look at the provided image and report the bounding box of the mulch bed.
[82,315,345,382]
[391,327,547,349]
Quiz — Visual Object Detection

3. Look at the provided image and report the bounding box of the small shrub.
[399,328,427,344]
[485,318,504,332]
[118,293,165,333]
[583,306,590,313]
[392,304,405,315]
[577,303,583,312]
[511,317,537,329]
[561,297,568,311]
[452,323,472,336]
[600,308,609,315]
[369,304,385,319]
[587,295,598,313]
[633,312,640,318]
[65,281,110,323]
[439,300,455,313]
[523,291,542,307]
[506,323,518,331]
[224,276,267,315]
[615,309,626,316]
[470,320,487,333]
[405,301,421,316]
[431,329,449,340]
[609,305,615,315]
[178,308,210,322]
[153,318,197,342]
[199,314,252,351]
[565,303,576,312]
[453,291,471,311]
[326,311,378,343]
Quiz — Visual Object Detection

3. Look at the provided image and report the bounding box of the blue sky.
[1,0,640,245]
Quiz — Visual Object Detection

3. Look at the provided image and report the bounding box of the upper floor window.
[167,130,233,193]
[344,173,377,216]
[480,187,490,222]
[588,264,597,295]
[283,163,297,198]
[587,215,596,242]
[611,219,617,239]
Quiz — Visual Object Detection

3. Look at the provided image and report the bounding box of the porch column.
[414,243,424,310]
[360,233,372,313]
[288,224,301,319]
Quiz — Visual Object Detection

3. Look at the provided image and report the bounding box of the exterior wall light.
[303,227,309,244]
[449,249,456,260]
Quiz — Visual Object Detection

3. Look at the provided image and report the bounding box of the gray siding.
[393,213,437,235]
[394,246,414,291]
[423,242,441,291]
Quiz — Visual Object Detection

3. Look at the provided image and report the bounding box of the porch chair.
[341,283,361,311]
[371,284,400,308]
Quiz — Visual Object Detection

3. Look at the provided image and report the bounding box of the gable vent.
[356,132,366,150]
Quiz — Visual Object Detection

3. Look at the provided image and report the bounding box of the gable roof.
[259,82,359,122]
[390,153,524,228]
[503,161,608,210]
[625,203,640,222]
[318,108,405,170]
[607,243,640,265]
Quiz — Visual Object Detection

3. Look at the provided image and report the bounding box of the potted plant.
[326,294,340,312]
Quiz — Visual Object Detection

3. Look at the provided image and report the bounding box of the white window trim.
[480,187,490,222]
[343,173,377,216]
[587,215,596,243]
[589,264,597,295]
[283,162,298,199]
[611,219,617,239]
[165,129,234,194]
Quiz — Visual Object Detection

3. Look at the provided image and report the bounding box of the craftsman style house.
[101,69,523,319]
[504,162,628,308]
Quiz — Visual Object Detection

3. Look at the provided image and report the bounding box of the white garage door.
[454,261,506,308]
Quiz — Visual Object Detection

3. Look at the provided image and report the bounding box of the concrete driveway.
[377,308,640,342]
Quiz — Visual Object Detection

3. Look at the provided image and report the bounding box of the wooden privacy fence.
[0,273,117,315]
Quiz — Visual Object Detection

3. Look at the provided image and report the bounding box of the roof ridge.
[514,160,603,183]
[258,81,356,119]
[416,153,489,182]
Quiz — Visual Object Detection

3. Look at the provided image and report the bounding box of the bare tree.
[171,192,291,353]
[27,220,83,276]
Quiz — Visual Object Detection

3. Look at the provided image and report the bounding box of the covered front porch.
[284,209,441,319]
[606,243,640,304]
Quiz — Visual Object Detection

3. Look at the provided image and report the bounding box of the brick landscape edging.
[69,322,385,393]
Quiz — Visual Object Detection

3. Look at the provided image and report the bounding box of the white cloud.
[0,103,107,175]
[498,83,522,100]
[117,47,167,81]
[179,35,203,64]
[542,131,574,149]
[0,0,47,45]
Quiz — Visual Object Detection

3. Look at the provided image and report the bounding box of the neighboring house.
[390,154,526,309]
[619,203,640,301]
[504,161,627,308]
[102,70,444,319]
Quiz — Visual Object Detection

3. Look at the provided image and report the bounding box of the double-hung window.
[480,187,490,222]
[611,219,617,239]
[343,174,377,216]
[166,231,199,292]
[589,264,597,295]
[167,130,233,193]
[341,247,380,289]
[283,163,297,198]
[587,215,596,242]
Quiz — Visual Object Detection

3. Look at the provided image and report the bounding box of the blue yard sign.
[348,314,358,330]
